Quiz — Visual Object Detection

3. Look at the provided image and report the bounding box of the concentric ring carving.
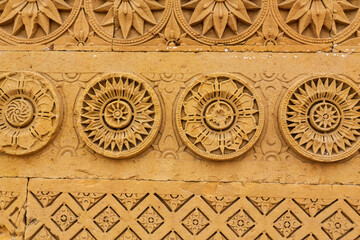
[0,72,62,155]
[176,73,264,160]
[84,0,171,45]
[272,0,360,44]
[279,75,360,162]
[174,0,268,44]
[77,73,161,158]
[0,0,81,44]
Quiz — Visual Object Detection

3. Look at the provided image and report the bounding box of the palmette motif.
[0,0,80,43]
[0,72,61,155]
[273,0,360,43]
[176,73,264,160]
[85,0,171,44]
[279,75,360,162]
[76,73,161,158]
[175,0,267,44]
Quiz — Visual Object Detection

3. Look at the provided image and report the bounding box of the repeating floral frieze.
[0,0,359,49]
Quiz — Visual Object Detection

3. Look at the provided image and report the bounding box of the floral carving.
[293,198,335,217]
[31,191,61,208]
[0,72,61,155]
[182,208,209,235]
[321,210,354,239]
[247,197,284,215]
[77,73,161,158]
[273,211,301,237]
[176,73,264,160]
[51,204,77,231]
[175,0,266,43]
[114,193,148,210]
[274,0,360,42]
[93,206,120,232]
[70,192,105,211]
[185,0,260,38]
[202,195,238,213]
[227,209,255,237]
[85,0,170,44]
[137,206,164,233]
[0,191,17,210]
[0,0,80,42]
[279,76,360,162]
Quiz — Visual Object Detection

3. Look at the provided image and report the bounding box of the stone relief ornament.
[174,0,267,44]
[176,73,264,160]
[0,0,81,43]
[84,0,171,45]
[76,73,161,158]
[279,75,360,162]
[272,0,360,43]
[0,72,62,155]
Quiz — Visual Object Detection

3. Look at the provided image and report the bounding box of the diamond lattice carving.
[51,203,77,231]
[93,206,120,232]
[182,208,210,235]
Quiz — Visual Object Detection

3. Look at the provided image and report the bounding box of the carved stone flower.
[182,0,259,38]
[280,76,360,162]
[94,0,164,39]
[176,73,264,160]
[0,0,71,38]
[77,73,161,158]
[278,0,358,38]
[0,72,61,155]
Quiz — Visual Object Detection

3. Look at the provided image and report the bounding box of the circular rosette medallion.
[176,73,264,160]
[272,0,360,43]
[77,73,161,158]
[84,0,171,45]
[0,0,81,44]
[174,0,267,44]
[279,76,360,162]
[0,72,61,155]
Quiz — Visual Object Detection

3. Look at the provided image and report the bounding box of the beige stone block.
[0,178,27,240]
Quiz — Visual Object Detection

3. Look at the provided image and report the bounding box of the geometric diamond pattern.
[93,206,120,232]
[247,197,284,215]
[70,192,105,211]
[116,227,141,240]
[293,198,336,217]
[321,209,354,239]
[137,206,164,234]
[23,179,360,240]
[30,225,57,240]
[51,203,77,231]
[202,195,238,214]
[273,210,302,237]
[72,228,96,240]
[182,208,210,235]
[227,209,255,237]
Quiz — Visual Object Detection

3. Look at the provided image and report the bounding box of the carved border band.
[0,0,360,48]
[0,71,359,163]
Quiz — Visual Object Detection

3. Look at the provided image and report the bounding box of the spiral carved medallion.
[279,75,360,162]
[176,73,264,160]
[0,72,62,155]
[77,73,161,158]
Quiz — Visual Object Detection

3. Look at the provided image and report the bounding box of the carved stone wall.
[1,52,360,239]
